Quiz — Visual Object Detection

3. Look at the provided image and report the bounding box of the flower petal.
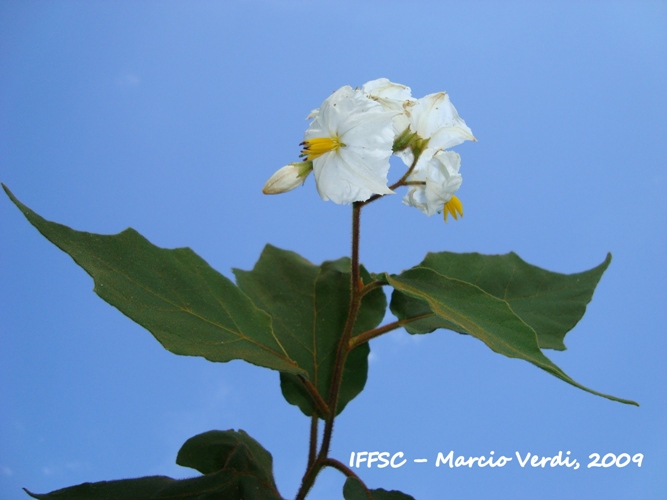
[313,147,394,204]
[406,92,475,149]
[362,78,414,135]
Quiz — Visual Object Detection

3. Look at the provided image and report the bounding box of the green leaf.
[370,272,390,285]
[387,263,637,406]
[24,477,178,500]
[391,291,462,336]
[26,475,279,500]
[3,185,304,376]
[25,429,283,499]
[176,430,276,489]
[343,477,415,500]
[234,245,387,417]
[391,251,612,350]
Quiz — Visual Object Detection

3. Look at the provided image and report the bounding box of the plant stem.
[361,153,421,207]
[322,458,373,499]
[360,280,385,298]
[321,457,361,480]
[297,150,427,499]
[295,202,364,500]
[298,375,330,418]
[295,461,319,500]
[392,152,421,188]
[319,202,362,451]
[308,415,318,468]
[319,202,362,450]
[349,313,434,349]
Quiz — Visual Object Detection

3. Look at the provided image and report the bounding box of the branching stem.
[295,155,428,497]
[323,459,373,499]
[359,280,385,298]
[349,313,434,349]
[322,458,361,480]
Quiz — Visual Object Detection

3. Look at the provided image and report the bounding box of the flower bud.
[392,127,417,152]
[262,162,313,195]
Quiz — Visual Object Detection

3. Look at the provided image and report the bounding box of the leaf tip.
[2,184,30,215]
[2,183,16,201]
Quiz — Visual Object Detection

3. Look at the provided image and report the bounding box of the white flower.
[362,78,414,135]
[262,162,312,195]
[362,78,412,110]
[408,92,475,147]
[403,149,463,221]
[398,92,475,166]
[301,86,396,204]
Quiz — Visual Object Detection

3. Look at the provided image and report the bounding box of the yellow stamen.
[300,137,343,161]
[443,195,464,223]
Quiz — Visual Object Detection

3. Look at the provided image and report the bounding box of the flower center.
[300,137,344,161]
[443,195,463,222]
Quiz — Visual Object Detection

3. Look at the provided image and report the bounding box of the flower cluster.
[263,78,475,221]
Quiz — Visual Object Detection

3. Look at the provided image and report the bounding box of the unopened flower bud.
[392,127,417,152]
[262,162,313,195]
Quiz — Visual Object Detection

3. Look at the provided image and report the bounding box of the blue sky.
[1,1,666,499]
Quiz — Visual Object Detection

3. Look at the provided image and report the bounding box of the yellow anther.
[443,195,463,223]
[300,137,343,161]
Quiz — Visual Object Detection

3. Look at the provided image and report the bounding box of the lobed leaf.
[387,263,637,405]
[391,251,612,350]
[4,185,305,376]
